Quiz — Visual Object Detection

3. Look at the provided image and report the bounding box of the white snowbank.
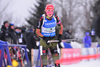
[61,59,100,67]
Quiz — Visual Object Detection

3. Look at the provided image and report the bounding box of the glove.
[58,43,63,48]
[58,34,62,43]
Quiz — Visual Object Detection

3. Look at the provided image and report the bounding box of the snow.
[61,59,100,67]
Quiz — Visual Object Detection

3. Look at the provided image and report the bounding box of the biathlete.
[36,4,63,67]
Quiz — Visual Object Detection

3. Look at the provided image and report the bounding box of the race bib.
[46,27,55,32]
[42,27,55,33]
[19,38,22,43]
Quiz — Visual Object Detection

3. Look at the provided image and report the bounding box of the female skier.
[36,4,63,67]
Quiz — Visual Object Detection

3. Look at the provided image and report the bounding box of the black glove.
[43,37,50,45]
[58,43,63,48]
[57,34,63,48]
[58,34,62,43]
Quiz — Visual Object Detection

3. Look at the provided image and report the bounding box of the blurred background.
[0,0,99,42]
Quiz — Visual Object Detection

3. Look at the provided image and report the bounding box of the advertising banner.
[61,48,81,65]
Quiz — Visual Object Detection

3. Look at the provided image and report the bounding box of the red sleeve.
[55,15,63,35]
[37,17,43,29]
[36,29,44,37]
[36,17,44,37]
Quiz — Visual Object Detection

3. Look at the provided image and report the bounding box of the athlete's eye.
[48,10,50,12]
[51,10,54,12]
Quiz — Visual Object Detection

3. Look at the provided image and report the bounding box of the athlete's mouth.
[49,14,52,16]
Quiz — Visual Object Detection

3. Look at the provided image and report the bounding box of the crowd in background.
[0,21,39,61]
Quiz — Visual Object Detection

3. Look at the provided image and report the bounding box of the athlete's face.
[45,9,54,17]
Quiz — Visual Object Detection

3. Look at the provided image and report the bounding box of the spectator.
[0,21,9,41]
[83,32,92,48]
[8,23,17,44]
[94,15,100,38]
[63,29,71,39]
[91,29,95,36]
[91,29,96,42]
[15,27,26,44]
[94,15,100,46]
[23,28,37,61]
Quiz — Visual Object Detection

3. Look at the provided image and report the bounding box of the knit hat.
[9,23,14,28]
[3,21,9,25]
[45,4,54,10]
